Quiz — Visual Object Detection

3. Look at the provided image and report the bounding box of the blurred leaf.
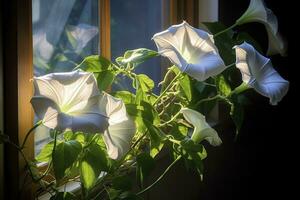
[136,153,155,187]
[36,141,57,163]
[171,66,192,101]
[229,95,248,136]
[96,70,115,91]
[116,48,158,67]
[52,140,82,180]
[80,143,109,190]
[114,91,136,104]
[144,120,165,158]
[215,74,231,96]
[134,74,154,104]
[75,55,111,72]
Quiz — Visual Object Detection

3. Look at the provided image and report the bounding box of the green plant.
[1,1,289,199]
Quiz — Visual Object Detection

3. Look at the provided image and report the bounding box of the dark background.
[148,1,296,200]
[201,1,295,199]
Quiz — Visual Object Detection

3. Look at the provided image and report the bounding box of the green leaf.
[134,74,154,103]
[229,95,246,136]
[144,120,165,158]
[116,48,158,67]
[215,74,231,96]
[112,175,133,191]
[171,66,192,101]
[75,55,111,72]
[80,143,109,190]
[136,153,155,187]
[36,141,57,163]
[52,140,82,180]
[114,91,136,104]
[96,70,115,91]
[64,132,85,144]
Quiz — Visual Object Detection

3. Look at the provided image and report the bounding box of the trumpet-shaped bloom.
[181,108,222,146]
[153,21,226,81]
[31,70,108,133]
[236,0,286,56]
[99,93,136,160]
[234,42,289,105]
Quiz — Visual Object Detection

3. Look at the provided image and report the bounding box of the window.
[32,0,100,155]
[111,0,167,92]
[2,0,217,198]
[33,0,170,156]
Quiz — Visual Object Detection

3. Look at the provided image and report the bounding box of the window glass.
[32,0,99,155]
[111,0,167,92]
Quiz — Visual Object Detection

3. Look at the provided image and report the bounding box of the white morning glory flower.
[33,30,54,62]
[152,21,226,81]
[31,70,108,133]
[234,42,289,105]
[66,23,98,53]
[99,93,136,160]
[181,108,222,146]
[236,0,286,56]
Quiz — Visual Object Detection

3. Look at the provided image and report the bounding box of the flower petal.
[236,0,286,56]
[32,70,108,134]
[234,42,289,105]
[99,93,136,159]
[153,21,225,81]
[31,96,60,129]
[104,118,136,160]
[181,108,222,146]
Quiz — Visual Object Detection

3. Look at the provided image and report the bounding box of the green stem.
[168,138,181,145]
[158,67,173,88]
[228,82,250,97]
[214,23,237,38]
[136,155,182,196]
[159,111,181,127]
[195,94,224,107]
[21,120,42,149]
[226,62,236,68]
[153,72,182,106]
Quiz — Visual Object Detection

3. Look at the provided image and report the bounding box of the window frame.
[2,0,205,199]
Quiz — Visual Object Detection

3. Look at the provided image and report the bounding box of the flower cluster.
[1,0,289,199]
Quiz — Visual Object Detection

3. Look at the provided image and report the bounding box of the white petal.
[236,0,267,25]
[103,119,136,160]
[236,0,286,56]
[30,96,60,129]
[186,53,226,81]
[33,31,54,61]
[99,93,136,159]
[266,27,286,56]
[153,21,225,81]
[234,42,289,105]
[181,108,222,146]
[99,93,128,125]
[31,70,108,134]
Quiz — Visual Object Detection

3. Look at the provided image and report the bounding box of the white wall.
[199,0,218,22]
